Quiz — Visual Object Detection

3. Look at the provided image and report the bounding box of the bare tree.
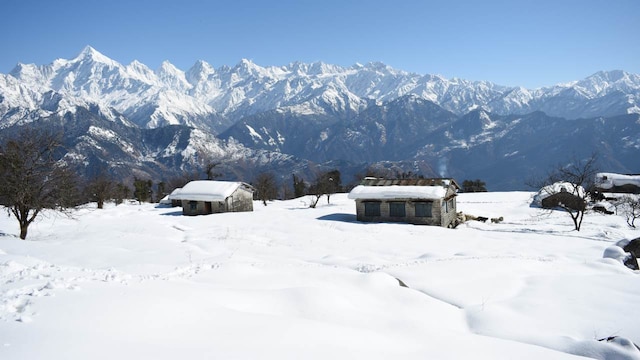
[619,195,640,228]
[253,172,279,206]
[0,129,79,239]
[166,170,199,191]
[532,153,599,231]
[308,169,342,207]
[85,171,114,209]
[193,146,224,180]
[321,169,342,204]
[204,161,222,180]
[547,154,599,191]
[307,193,323,209]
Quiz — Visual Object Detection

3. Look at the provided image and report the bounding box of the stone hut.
[348,178,460,227]
[172,180,254,216]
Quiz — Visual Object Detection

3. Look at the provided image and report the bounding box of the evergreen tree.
[156,181,167,203]
[462,179,487,192]
[293,174,306,198]
[114,183,130,205]
[133,178,153,204]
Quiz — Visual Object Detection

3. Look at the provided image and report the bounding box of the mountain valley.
[1,46,639,190]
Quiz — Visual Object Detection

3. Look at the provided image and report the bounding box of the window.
[189,201,198,211]
[443,199,455,213]
[389,202,406,217]
[415,202,433,217]
[364,201,381,217]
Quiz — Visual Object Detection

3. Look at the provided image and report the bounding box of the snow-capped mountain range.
[1,46,639,189]
[3,46,640,131]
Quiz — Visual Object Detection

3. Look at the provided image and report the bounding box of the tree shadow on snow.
[0,231,18,239]
[316,213,358,223]
[160,210,184,217]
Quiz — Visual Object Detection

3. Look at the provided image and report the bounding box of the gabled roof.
[348,178,459,200]
[172,181,253,202]
[167,187,182,200]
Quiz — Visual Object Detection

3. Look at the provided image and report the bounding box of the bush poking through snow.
[597,336,640,357]
[603,244,639,270]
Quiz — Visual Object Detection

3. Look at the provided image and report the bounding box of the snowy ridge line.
[402,283,465,310]
[3,46,640,132]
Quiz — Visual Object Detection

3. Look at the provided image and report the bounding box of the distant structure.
[348,178,460,227]
[532,182,586,211]
[594,173,640,194]
[166,187,182,207]
[172,181,254,216]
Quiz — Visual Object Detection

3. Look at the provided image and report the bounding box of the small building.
[595,173,640,194]
[172,180,254,216]
[158,195,172,206]
[540,190,586,211]
[532,182,586,211]
[167,187,183,207]
[348,178,460,227]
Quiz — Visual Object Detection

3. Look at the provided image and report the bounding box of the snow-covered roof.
[532,182,585,205]
[167,187,182,200]
[595,172,640,189]
[172,181,251,202]
[348,185,448,200]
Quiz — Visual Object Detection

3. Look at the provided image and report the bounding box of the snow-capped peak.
[234,58,261,75]
[154,61,191,91]
[8,62,41,81]
[73,45,120,67]
[126,60,156,83]
[157,60,180,73]
[574,70,640,96]
[2,46,640,133]
[186,60,215,84]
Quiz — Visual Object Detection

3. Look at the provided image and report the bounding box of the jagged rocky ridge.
[1,46,639,190]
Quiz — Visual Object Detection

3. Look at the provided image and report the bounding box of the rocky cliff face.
[1,47,639,190]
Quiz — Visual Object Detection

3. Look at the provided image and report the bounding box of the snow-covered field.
[1,192,639,359]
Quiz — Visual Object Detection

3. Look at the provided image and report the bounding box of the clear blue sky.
[1,0,638,88]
